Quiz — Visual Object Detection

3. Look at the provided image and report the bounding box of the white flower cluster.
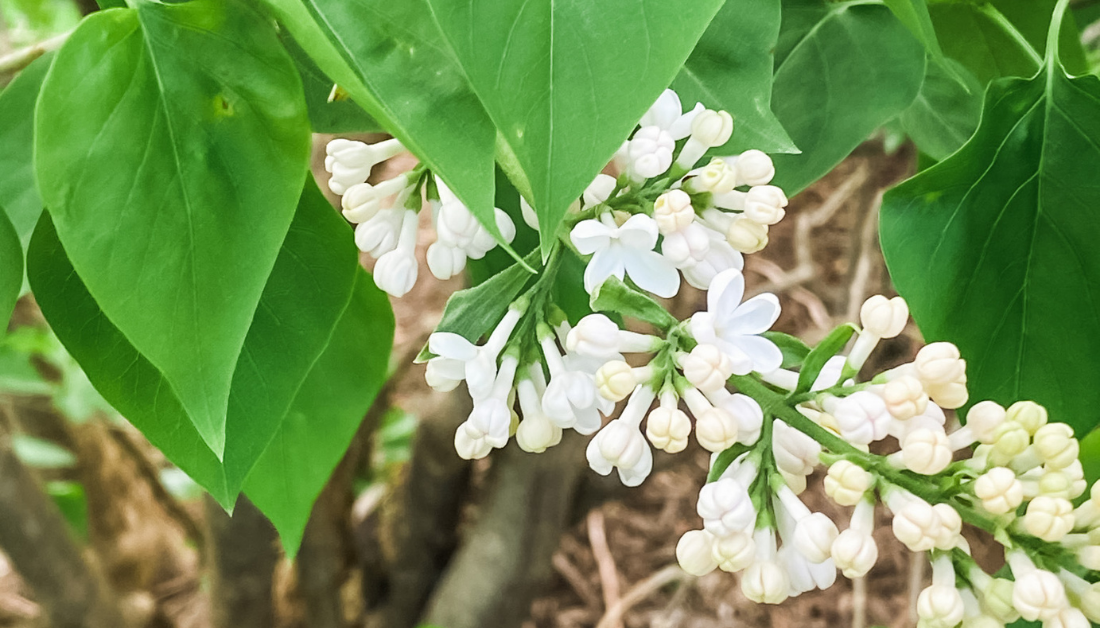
[323,138,517,297]
[568,89,786,298]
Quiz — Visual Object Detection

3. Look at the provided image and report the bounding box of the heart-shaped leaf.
[35,0,311,456]
[0,52,52,247]
[0,209,21,328]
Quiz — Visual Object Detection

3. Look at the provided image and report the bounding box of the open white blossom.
[570,213,680,297]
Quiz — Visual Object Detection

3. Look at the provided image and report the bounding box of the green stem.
[1046,0,1072,63]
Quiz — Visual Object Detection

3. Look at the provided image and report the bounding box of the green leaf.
[761,331,811,370]
[35,1,311,456]
[258,0,507,249]
[589,277,678,332]
[425,0,725,254]
[929,3,1042,85]
[12,435,77,469]
[245,269,394,555]
[770,1,926,195]
[417,249,539,362]
[1080,428,1100,488]
[27,182,362,506]
[706,443,752,482]
[899,58,984,161]
[46,481,89,541]
[672,0,797,156]
[0,209,21,328]
[795,324,857,394]
[282,33,380,134]
[0,52,52,247]
[882,0,961,84]
[880,41,1100,434]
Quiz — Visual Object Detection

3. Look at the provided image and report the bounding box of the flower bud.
[681,344,734,393]
[566,314,622,358]
[915,342,966,386]
[676,529,718,576]
[426,241,467,281]
[341,182,384,223]
[645,405,691,453]
[587,420,651,486]
[661,223,711,268]
[824,460,873,506]
[697,478,756,537]
[977,576,1019,624]
[901,427,953,475]
[794,513,839,564]
[653,189,695,234]
[425,357,463,393]
[1076,581,1100,622]
[712,531,756,572]
[1046,608,1089,628]
[883,376,928,420]
[966,401,1006,444]
[742,560,789,604]
[726,217,769,253]
[833,391,891,445]
[831,528,878,578]
[742,185,788,226]
[927,381,969,409]
[974,467,1023,515]
[695,407,740,452]
[918,585,966,628]
[732,150,775,186]
[1012,569,1067,621]
[629,126,674,178]
[891,499,940,552]
[860,295,909,339]
[595,361,636,402]
[693,158,738,195]
[582,174,617,209]
[1033,423,1078,469]
[989,422,1030,466]
[691,110,734,147]
[1024,496,1074,542]
[454,427,492,460]
[932,504,962,549]
[1006,401,1048,435]
[373,249,418,297]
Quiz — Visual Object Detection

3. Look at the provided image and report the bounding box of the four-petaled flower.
[690,268,782,375]
[570,213,680,298]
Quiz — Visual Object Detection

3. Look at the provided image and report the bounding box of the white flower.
[882,376,928,420]
[586,386,655,486]
[570,214,680,298]
[372,210,419,297]
[661,222,711,269]
[965,401,1006,444]
[726,217,769,254]
[899,427,952,475]
[742,186,788,226]
[341,173,412,223]
[640,89,704,139]
[1033,423,1078,469]
[689,158,738,195]
[427,306,522,401]
[824,460,873,507]
[773,419,821,476]
[519,196,539,230]
[583,174,617,209]
[741,529,789,604]
[828,391,892,445]
[918,555,965,628]
[712,530,756,573]
[645,390,692,453]
[887,491,941,552]
[324,137,405,195]
[697,475,757,537]
[689,268,781,374]
[565,313,654,359]
[1006,400,1048,435]
[831,499,878,577]
[676,529,718,576]
[594,360,640,402]
[682,229,745,289]
[653,190,695,234]
[677,109,734,169]
[680,344,734,393]
[426,241,467,281]
[723,149,775,186]
[707,389,765,446]
[682,386,740,452]
[974,467,1023,515]
[1024,496,1074,542]
[774,485,837,564]
[628,126,675,179]
[455,355,520,459]
[1008,553,1067,621]
[539,333,611,435]
[354,208,404,258]
[915,342,966,386]
[860,295,909,339]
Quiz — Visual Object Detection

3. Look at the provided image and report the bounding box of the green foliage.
[0,211,21,329]
[673,0,796,156]
[12,434,77,469]
[426,0,724,254]
[0,53,52,249]
[35,0,312,456]
[882,0,960,84]
[27,182,373,507]
[881,32,1100,434]
[761,331,811,370]
[283,35,380,134]
[898,59,984,161]
[770,1,926,195]
[244,270,393,555]
[589,277,679,332]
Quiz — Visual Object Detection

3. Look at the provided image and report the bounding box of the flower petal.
[640,89,682,130]
[618,444,653,487]
[428,332,478,361]
[570,219,613,255]
[811,356,846,391]
[584,249,625,294]
[735,334,783,374]
[586,438,614,475]
[622,248,681,298]
[616,214,659,250]
[728,293,781,335]
[707,268,745,321]
[669,101,706,140]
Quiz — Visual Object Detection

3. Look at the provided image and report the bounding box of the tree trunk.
[421,433,588,628]
[207,495,279,628]
[0,421,128,628]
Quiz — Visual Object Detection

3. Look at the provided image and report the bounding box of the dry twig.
[552,553,602,610]
[595,564,688,628]
[587,510,622,627]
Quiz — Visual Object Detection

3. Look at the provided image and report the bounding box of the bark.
[0,421,128,628]
[364,388,472,628]
[421,432,588,628]
[207,495,279,628]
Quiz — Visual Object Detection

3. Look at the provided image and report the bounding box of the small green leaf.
[589,277,678,332]
[770,1,926,195]
[761,331,811,370]
[929,3,1041,85]
[899,59,984,161]
[706,443,752,482]
[36,0,311,456]
[12,435,77,469]
[673,0,799,155]
[425,0,725,254]
[881,42,1100,434]
[0,52,52,247]
[46,480,89,541]
[417,249,540,362]
[0,209,21,328]
[795,324,857,394]
[883,0,963,85]
[245,270,394,555]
